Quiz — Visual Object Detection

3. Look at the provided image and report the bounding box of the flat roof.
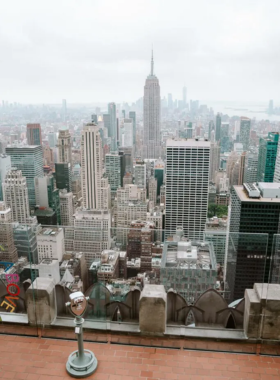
[166,138,210,148]
[234,185,280,203]
[258,182,280,189]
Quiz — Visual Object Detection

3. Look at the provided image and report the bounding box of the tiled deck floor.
[0,335,280,380]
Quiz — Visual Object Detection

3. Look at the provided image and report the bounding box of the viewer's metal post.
[65,292,98,378]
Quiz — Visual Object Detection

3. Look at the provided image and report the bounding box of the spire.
[151,49,154,76]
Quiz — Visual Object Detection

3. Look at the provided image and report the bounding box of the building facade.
[257,132,279,182]
[165,139,210,239]
[26,124,42,146]
[142,52,161,159]
[6,144,44,209]
[3,169,30,223]
[57,129,72,165]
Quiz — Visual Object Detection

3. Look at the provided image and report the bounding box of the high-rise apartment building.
[165,139,210,239]
[0,202,18,263]
[26,124,42,146]
[3,169,30,223]
[257,132,279,182]
[240,117,251,151]
[81,122,110,210]
[105,153,121,195]
[143,52,161,159]
[227,182,280,301]
[128,111,136,146]
[6,144,43,209]
[59,189,74,226]
[57,129,72,165]
[215,114,221,142]
[0,154,11,201]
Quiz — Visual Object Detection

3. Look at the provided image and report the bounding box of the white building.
[165,138,210,239]
[115,185,147,247]
[148,177,157,204]
[65,208,111,268]
[0,154,11,201]
[3,169,30,223]
[210,142,220,182]
[57,129,72,165]
[34,176,49,207]
[81,122,110,210]
[0,202,18,263]
[38,258,60,284]
[37,227,65,262]
[143,52,161,159]
[59,189,74,226]
[120,119,133,147]
[134,161,146,189]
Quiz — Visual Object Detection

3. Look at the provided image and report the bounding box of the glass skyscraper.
[6,145,44,209]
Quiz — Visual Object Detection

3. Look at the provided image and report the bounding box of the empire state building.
[143,51,161,159]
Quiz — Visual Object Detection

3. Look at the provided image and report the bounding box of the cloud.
[0,0,280,103]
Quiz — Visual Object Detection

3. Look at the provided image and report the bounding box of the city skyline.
[1,0,280,103]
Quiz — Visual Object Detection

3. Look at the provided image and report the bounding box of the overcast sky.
[1,0,280,104]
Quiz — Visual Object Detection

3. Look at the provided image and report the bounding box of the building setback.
[142,51,161,159]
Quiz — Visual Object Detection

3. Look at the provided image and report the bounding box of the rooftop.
[166,138,211,147]
[0,334,279,380]
[235,184,280,203]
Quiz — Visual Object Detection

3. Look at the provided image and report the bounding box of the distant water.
[201,101,280,121]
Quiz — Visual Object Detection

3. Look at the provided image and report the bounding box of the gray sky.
[1,0,280,104]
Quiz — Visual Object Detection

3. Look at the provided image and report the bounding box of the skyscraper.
[209,142,220,182]
[143,51,161,159]
[6,144,44,209]
[57,129,72,165]
[240,117,251,151]
[26,124,42,146]
[128,111,136,146]
[215,114,221,142]
[55,163,72,192]
[105,153,121,195]
[48,132,57,148]
[0,202,18,263]
[257,132,279,182]
[165,139,210,239]
[3,169,30,223]
[227,182,280,301]
[0,154,11,201]
[81,122,110,210]
[108,102,117,151]
[59,189,74,226]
